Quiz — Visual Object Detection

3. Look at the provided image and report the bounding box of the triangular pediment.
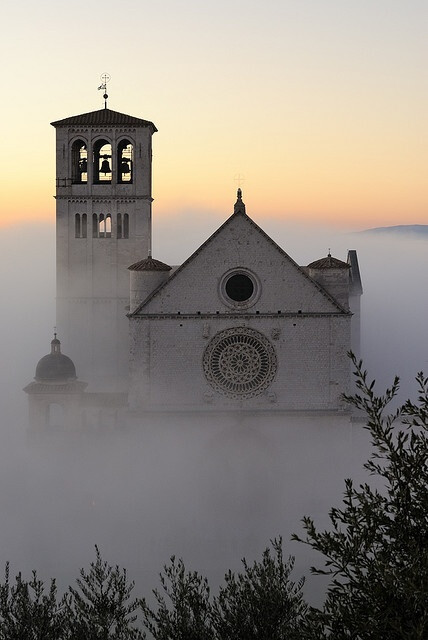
[132,210,348,316]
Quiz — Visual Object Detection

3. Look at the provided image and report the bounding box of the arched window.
[93,139,112,183]
[71,140,87,184]
[117,213,129,239]
[82,213,87,238]
[75,214,81,238]
[105,214,112,238]
[117,139,133,183]
[123,213,129,239]
[99,213,105,237]
[92,213,112,238]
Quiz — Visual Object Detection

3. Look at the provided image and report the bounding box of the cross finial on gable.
[234,188,246,214]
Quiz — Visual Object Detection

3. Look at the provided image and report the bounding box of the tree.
[141,542,307,640]
[0,564,65,640]
[65,546,143,639]
[140,556,213,640]
[212,537,307,640]
[294,354,428,639]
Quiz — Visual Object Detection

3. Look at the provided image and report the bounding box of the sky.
[0,0,426,229]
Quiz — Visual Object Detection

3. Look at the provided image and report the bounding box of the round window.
[225,273,254,302]
[220,269,260,308]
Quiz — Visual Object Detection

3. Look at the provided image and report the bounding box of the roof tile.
[51,108,157,131]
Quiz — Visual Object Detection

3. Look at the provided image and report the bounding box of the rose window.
[203,327,277,399]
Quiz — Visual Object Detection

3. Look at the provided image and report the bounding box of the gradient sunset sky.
[1,0,426,229]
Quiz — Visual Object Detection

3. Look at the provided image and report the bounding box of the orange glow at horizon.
[1,169,426,231]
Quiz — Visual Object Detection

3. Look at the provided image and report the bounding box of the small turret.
[24,334,87,433]
[307,252,351,310]
[128,255,172,313]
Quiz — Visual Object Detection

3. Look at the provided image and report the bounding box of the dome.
[35,335,77,382]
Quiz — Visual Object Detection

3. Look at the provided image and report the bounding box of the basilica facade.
[25,104,362,430]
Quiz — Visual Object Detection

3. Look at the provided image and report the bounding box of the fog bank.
[0,217,426,603]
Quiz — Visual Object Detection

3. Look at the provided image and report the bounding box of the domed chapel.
[25,102,362,431]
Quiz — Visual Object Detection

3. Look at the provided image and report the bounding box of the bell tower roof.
[50,108,157,132]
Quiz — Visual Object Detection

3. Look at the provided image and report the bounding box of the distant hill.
[360,224,428,236]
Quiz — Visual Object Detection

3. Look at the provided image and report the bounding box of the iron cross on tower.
[98,73,111,109]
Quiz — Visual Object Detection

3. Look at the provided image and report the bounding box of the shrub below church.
[212,538,307,640]
[140,540,307,640]
[0,565,65,640]
[64,545,143,639]
[294,354,428,639]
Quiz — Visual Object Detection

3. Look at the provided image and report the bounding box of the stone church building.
[25,104,362,430]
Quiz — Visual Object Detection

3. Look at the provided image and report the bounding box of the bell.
[120,160,130,174]
[100,159,111,174]
[79,159,88,173]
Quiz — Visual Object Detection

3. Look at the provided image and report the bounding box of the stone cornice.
[55,196,153,202]
[56,297,129,303]
[23,380,87,394]
[68,127,137,135]
[129,312,351,320]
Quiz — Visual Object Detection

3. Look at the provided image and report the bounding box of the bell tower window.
[100,214,112,238]
[71,140,87,184]
[92,213,112,238]
[117,213,129,239]
[117,140,133,183]
[75,213,88,238]
[123,213,129,238]
[99,214,105,236]
[82,213,87,238]
[93,140,112,183]
[75,214,81,238]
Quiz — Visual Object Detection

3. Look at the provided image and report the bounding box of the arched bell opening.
[117,139,133,183]
[71,139,87,184]
[93,139,112,183]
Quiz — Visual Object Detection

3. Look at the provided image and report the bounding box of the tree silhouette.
[294,354,428,639]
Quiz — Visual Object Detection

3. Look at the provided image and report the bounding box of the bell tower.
[51,99,157,391]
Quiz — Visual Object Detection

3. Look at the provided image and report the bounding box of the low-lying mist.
[0,215,427,605]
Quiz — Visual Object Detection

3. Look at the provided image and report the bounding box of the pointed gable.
[132,200,347,316]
